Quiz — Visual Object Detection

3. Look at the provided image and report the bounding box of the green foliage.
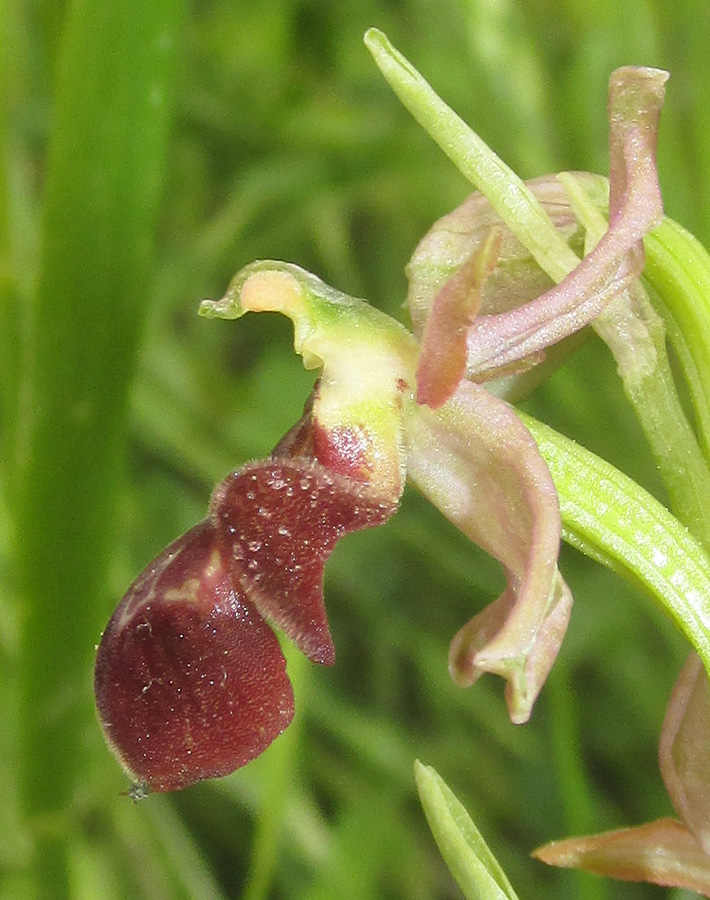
[415,762,520,900]
[2,1,710,899]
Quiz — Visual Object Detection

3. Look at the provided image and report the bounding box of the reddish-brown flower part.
[95,451,397,794]
[96,51,672,798]
[94,520,294,794]
[211,459,396,666]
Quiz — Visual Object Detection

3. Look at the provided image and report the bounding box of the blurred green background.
[2,0,709,898]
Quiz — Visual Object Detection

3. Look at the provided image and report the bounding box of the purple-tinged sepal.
[659,652,710,856]
[406,173,606,341]
[533,818,710,895]
[415,228,502,409]
[405,380,572,723]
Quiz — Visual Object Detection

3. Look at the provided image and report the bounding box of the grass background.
[2,0,710,898]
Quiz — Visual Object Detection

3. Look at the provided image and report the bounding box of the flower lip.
[210,457,398,666]
[94,520,294,794]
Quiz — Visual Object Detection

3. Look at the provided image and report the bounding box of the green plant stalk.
[643,219,710,461]
[12,0,185,892]
[558,171,710,547]
[612,340,710,547]
[520,411,710,679]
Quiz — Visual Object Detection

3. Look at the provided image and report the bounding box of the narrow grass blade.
[414,760,520,900]
[11,0,185,892]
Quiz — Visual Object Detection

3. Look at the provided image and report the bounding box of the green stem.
[621,348,710,547]
[559,172,710,548]
[643,219,710,462]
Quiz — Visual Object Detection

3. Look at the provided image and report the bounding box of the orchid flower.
[94,35,669,798]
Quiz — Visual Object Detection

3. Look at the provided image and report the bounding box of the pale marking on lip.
[115,538,217,630]
[203,549,223,579]
[137,676,164,700]
[162,577,202,604]
[116,546,181,628]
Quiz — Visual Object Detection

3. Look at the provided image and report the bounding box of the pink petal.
[464,68,667,376]
[659,652,710,855]
[416,229,501,409]
[406,174,599,338]
[608,67,668,224]
[405,380,572,723]
[94,521,294,794]
[210,459,397,665]
[534,817,710,896]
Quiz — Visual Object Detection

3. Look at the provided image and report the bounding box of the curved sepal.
[404,380,571,723]
[659,652,710,856]
[534,818,710,895]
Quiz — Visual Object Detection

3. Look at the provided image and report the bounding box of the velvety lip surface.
[94,520,294,793]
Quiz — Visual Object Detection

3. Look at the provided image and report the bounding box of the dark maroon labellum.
[95,452,397,795]
[210,459,396,665]
[94,520,294,793]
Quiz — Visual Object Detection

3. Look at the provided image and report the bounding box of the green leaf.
[11,0,185,892]
[519,412,710,677]
[414,760,520,900]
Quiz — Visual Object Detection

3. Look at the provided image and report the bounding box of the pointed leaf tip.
[415,761,520,900]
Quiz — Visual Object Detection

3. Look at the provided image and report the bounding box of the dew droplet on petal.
[211,459,398,665]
